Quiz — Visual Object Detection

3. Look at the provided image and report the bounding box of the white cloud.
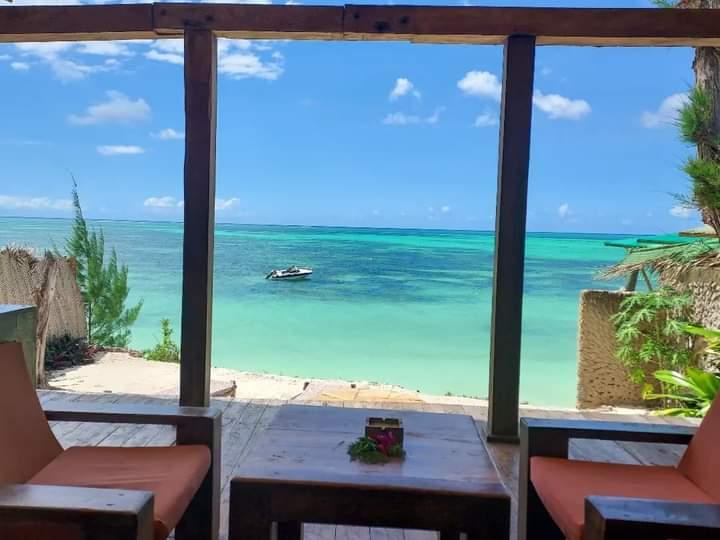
[425,107,444,125]
[76,42,134,57]
[216,197,239,210]
[540,67,552,76]
[144,196,181,208]
[69,91,151,125]
[145,40,184,65]
[558,203,570,218]
[383,108,443,126]
[14,42,116,81]
[533,90,591,120]
[219,50,283,80]
[642,93,689,129]
[383,112,421,126]
[0,195,72,211]
[10,62,30,71]
[670,205,693,218]
[389,78,420,101]
[457,71,502,101]
[0,55,11,61]
[152,128,184,140]
[474,112,498,127]
[145,38,284,80]
[441,205,451,213]
[97,145,145,156]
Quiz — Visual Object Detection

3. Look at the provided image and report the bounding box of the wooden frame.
[584,496,720,540]
[518,417,700,540]
[3,2,720,439]
[4,4,720,46]
[0,484,154,540]
[487,35,535,443]
[0,402,222,540]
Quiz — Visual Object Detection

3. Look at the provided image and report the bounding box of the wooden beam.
[180,28,217,408]
[343,5,720,46]
[153,3,344,40]
[0,4,159,43]
[487,35,535,444]
[2,4,720,45]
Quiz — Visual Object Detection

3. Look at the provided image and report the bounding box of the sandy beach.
[48,351,494,407]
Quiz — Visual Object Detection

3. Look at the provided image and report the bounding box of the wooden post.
[487,35,536,443]
[180,28,217,407]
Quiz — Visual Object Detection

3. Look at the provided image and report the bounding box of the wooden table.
[229,405,510,540]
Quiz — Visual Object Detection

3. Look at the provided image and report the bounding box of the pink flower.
[370,431,395,455]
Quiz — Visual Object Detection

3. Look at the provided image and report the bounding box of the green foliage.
[647,368,720,417]
[611,288,697,391]
[45,334,94,370]
[678,86,715,147]
[676,86,720,236]
[144,318,180,363]
[348,437,405,464]
[682,324,720,357]
[66,179,142,347]
[651,0,678,6]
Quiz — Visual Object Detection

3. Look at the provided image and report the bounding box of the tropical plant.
[45,334,95,371]
[66,179,142,347]
[144,318,180,363]
[675,86,720,237]
[647,368,720,417]
[681,323,720,357]
[611,287,697,393]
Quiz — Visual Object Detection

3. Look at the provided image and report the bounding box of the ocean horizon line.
[0,214,662,238]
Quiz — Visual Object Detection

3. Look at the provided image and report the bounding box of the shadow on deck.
[39,390,698,540]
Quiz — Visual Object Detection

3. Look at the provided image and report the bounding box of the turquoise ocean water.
[0,217,627,406]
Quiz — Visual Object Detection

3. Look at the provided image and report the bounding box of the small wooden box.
[365,417,404,447]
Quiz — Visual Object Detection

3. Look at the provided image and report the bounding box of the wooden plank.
[0,4,158,43]
[0,484,154,540]
[343,5,720,46]
[487,35,535,444]
[180,27,217,408]
[153,3,344,40]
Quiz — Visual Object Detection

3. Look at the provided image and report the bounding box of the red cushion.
[29,445,211,540]
[531,457,716,540]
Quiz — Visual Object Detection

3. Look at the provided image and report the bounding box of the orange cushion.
[29,445,211,540]
[531,457,716,540]
[679,395,720,500]
[0,342,63,483]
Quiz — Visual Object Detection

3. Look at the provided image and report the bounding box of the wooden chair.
[519,398,720,540]
[0,341,221,540]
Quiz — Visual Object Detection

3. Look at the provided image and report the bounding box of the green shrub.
[611,287,697,395]
[647,368,720,417]
[144,319,180,363]
[45,334,95,370]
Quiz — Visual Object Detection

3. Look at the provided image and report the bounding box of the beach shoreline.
[47,351,650,416]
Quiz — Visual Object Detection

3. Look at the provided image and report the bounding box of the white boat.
[266,266,313,280]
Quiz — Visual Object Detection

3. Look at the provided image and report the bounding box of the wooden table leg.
[277,521,303,540]
[229,482,273,540]
[440,530,461,540]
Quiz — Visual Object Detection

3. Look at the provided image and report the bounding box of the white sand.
[49,351,649,415]
[48,351,487,405]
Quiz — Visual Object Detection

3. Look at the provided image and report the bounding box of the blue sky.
[0,0,705,233]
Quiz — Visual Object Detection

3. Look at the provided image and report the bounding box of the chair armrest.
[585,496,720,540]
[44,402,220,426]
[0,484,154,540]
[520,418,695,459]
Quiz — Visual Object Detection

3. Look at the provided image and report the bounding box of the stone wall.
[576,289,646,409]
[0,249,86,339]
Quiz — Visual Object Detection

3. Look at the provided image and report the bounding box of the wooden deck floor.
[39,390,698,540]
